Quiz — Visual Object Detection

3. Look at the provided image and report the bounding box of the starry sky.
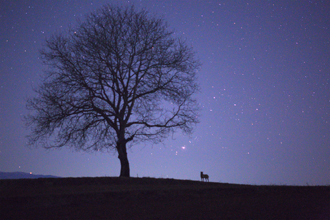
[1,0,330,185]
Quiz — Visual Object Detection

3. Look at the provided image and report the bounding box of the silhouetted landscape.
[0,171,59,179]
[1,176,329,219]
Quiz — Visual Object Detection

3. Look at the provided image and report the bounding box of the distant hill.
[0,171,58,179]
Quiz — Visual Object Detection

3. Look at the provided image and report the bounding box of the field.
[1,177,329,219]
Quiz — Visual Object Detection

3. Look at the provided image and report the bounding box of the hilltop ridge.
[1,176,329,219]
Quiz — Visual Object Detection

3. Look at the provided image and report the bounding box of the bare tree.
[25,5,200,177]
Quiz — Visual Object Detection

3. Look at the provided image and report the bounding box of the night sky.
[1,0,330,185]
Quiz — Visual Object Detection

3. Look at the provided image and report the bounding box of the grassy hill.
[1,177,329,219]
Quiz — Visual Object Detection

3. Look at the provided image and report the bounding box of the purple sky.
[1,0,330,185]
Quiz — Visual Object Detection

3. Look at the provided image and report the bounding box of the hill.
[0,171,58,179]
[1,177,329,219]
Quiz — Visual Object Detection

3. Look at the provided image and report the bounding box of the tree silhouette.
[25,5,200,177]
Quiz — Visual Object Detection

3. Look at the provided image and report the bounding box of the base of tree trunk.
[118,154,130,177]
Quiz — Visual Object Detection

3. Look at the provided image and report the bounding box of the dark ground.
[1,177,329,219]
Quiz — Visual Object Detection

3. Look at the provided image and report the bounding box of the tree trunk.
[117,140,130,177]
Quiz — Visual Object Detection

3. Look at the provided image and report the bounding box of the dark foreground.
[1,177,329,219]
